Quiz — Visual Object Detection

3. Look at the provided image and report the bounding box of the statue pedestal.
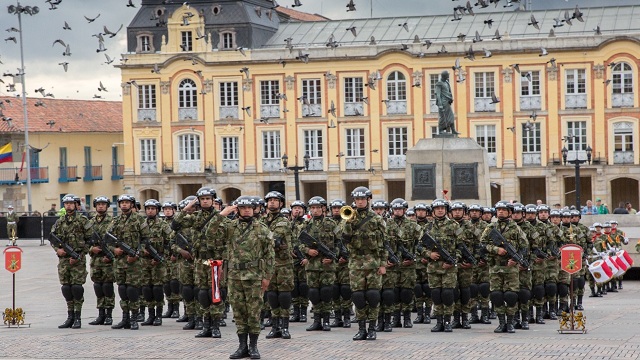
[406,137,491,203]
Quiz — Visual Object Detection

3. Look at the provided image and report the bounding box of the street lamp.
[562,140,592,210]
[282,152,310,200]
[7,1,40,214]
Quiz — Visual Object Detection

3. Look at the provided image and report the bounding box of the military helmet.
[330,199,346,208]
[72,195,82,205]
[525,204,538,214]
[62,194,77,204]
[213,198,223,205]
[351,186,372,199]
[264,191,285,203]
[610,220,618,225]
[537,204,550,212]
[467,204,482,212]
[307,196,326,207]
[431,198,449,211]
[561,211,572,217]
[406,208,415,216]
[589,226,596,232]
[414,202,429,211]
[593,222,602,228]
[549,209,561,217]
[162,201,178,210]
[371,199,386,209]
[603,222,612,228]
[117,194,135,204]
[236,195,256,208]
[512,203,525,213]
[570,209,581,217]
[280,208,291,215]
[482,206,493,214]
[390,198,408,209]
[144,199,161,209]
[494,200,511,211]
[196,187,217,199]
[290,200,306,210]
[450,201,466,211]
[93,196,111,208]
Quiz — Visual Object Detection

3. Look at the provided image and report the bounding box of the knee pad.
[142,286,153,302]
[118,284,128,301]
[504,291,518,307]
[198,289,212,307]
[93,282,105,298]
[518,289,531,304]
[558,283,569,298]
[299,282,309,298]
[365,289,381,308]
[469,283,478,298]
[182,285,194,302]
[170,279,180,294]
[61,284,73,301]
[479,282,490,298]
[308,288,320,305]
[153,285,164,302]
[332,284,341,302]
[340,285,352,301]
[414,284,423,298]
[382,289,395,307]
[278,292,292,309]
[459,287,471,305]
[126,286,140,302]
[291,284,300,298]
[71,285,84,301]
[351,291,366,309]
[266,291,279,309]
[453,287,460,302]
[400,288,414,305]
[490,291,504,307]
[103,282,115,298]
[545,283,557,297]
[533,285,545,300]
[393,287,401,302]
[431,288,442,305]
[163,283,171,296]
[423,284,432,298]
[573,276,585,289]
[441,288,455,306]
[320,286,334,303]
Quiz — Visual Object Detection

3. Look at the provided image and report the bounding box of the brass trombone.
[340,206,356,221]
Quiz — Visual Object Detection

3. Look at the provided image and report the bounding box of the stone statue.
[435,70,458,135]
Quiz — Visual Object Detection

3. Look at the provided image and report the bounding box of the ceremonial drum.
[604,256,624,277]
[616,250,634,269]
[588,260,614,283]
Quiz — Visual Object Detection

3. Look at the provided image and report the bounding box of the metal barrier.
[0,213,61,241]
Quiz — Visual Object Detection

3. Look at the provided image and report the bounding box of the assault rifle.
[533,247,549,260]
[487,228,530,270]
[474,243,489,263]
[398,243,416,262]
[383,241,400,265]
[337,240,349,261]
[91,231,115,261]
[293,247,306,266]
[104,232,138,257]
[547,239,561,258]
[49,233,81,260]
[420,231,456,266]
[299,231,339,262]
[142,238,164,263]
[457,242,478,266]
[175,232,193,253]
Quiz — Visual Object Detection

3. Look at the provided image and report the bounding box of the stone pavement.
[1,242,640,360]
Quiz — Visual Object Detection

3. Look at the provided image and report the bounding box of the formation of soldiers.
[50,187,630,358]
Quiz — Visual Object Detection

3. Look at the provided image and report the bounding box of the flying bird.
[62,44,71,56]
[96,40,107,53]
[539,47,548,57]
[482,48,492,58]
[473,31,482,43]
[510,63,521,74]
[328,100,336,117]
[457,33,466,42]
[236,47,246,56]
[530,110,538,121]
[492,29,502,41]
[151,64,161,74]
[103,24,124,38]
[594,26,602,36]
[104,54,114,65]
[296,50,309,64]
[490,92,500,104]
[98,81,108,92]
[5,37,17,44]
[35,87,45,96]
[528,14,540,30]
[58,62,69,72]
[399,22,409,32]
[29,143,50,153]
[464,46,475,61]
[563,10,573,26]
[437,45,448,54]
[423,39,432,48]
[292,0,302,7]
[552,18,564,28]
[259,117,270,124]
[84,14,101,23]
[451,9,462,21]
[484,19,494,28]
[62,21,71,30]
[93,95,103,99]
[127,0,137,8]
[546,58,557,68]
[506,126,515,133]
[241,106,251,117]
[573,5,584,22]
[240,67,250,79]
[52,39,66,47]
[346,26,357,37]
[346,0,356,12]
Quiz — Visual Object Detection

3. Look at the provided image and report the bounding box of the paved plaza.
[1,241,640,360]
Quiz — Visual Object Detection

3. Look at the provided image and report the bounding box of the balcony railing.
[520,95,541,110]
[111,164,124,180]
[344,102,364,116]
[522,152,541,166]
[0,167,48,185]
[177,161,202,173]
[388,155,406,169]
[260,104,280,118]
[303,104,322,117]
[345,156,365,170]
[614,151,634,164]
[487,153,497,167]
[219,106,239,119]
[137,108,157,122]
[141,161,157,174]
[474,98,496,112]
[59,166,79,183]
[178,107,198,121]
[222,160,240,173]
[307,158,323,171]
[83,165,103,181]
[565,94,587,109]
[262,159,281,172]
[612,93,634,108]
[386,100,407,115]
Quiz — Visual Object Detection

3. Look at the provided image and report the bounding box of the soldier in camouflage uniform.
[289,201,309,323]
[556,211,574,314]
[480,201,528,334]
[371,199,396,332]
[301,196,338,332]
[6,205,18,246]
[543,209,564,319]
[139,199,172,326]
[87,196,115,326]
[262,191,294,340]
[569,210,588,310]
[342,187,387,341]
[511,204,537,330]
[467,204,491,324]
[110,194,151,331]
[329,199,352,329]
[161,201,181,319]
[449,202,477,330]
[413,203,432,324]
[424,199,461,333]
[52,194,92,329]
[215,196,274,360]
[527,204,550,324]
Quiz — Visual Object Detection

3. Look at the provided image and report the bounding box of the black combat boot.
[461,313,471,329]
[322,312,331,331]
[219,317,227,327]
[414,305,424,324]
[481,307,491,324]
[330,309,343,328]
[130,311,139,330]
[513,311,522,329]
[494,314,506,333]
[443,314,453,332]
[211,317,221,338]
[589,287,599,298]
[575,296,584,311]
[469,306,480,324]
[162,303,173,318]
[289,305,300,322]
[559,302,569,314]
[431,315,444,332]
[281,317,291,339]
[451,311,462,329]
[542,302,550,319]
[392,310,402,328]
[505,315,515,333]
[489,305,497,319]
[195,316,204,330]
[366,320,377,340]
[153,307,163,326]
[229,333,249,359]
[549,303,558,320]
[601,285,607,295]
[89,308,105,325]
[248,333,261,359]
[104,308,113,326]
[141,307,155,326]
[423,305,431,324]
[618,279,623,290]
[403,310,413,328]
[137,307,145,322]
[353,320,367,341]
[520,310,529,330]
[535,306,545,324]
[183,315,196,330]
[608,282,618,293]
[264,312,272,327]
[111,311,129,329]
[299,306,308,322]
[306,313,322,331]
[71,311,82,329]
[171,302,180,318]
[195,316,212,338]
[266,317,281,339]
[382,312,392,332]
[529,306,535,324]
[58,310,74,329]
[176,304,188,322]
[342,308,351,328]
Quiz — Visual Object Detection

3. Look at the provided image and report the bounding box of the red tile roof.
[0,96,122,133]
[276,7,330,22]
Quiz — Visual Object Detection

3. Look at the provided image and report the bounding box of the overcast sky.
[0,0,637,102]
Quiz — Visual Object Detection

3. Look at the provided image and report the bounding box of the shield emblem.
[560,244,583,274]
[4,246,22,273]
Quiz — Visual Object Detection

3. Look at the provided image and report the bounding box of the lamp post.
[8,2,39,214]
[282,153,310,200]
[562,138,592,210]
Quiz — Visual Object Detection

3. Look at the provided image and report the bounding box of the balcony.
[614,151,634,164]
[487,153,497,167]
[345,156,365,170]
[612,93,634,108]
[260,104,280,118]
[307,158,323,171]
[303,104,322,117]
[0,167,48,185]
[83,165,103,181]
[474,98,496,112]
[565,94,587,109]
[388,155,406,169]
[137,108,157,122]
[520,95,541,110]
[262,159,281,172]
[429,99,438,114]
[111,164,124,180]
[141,161,157,174]
[176,161,202,173]
[59,166,79,183]
[344,102,364,116]
[222,160,239,173]
[386,100,407,115]
[219,106,238,119]
[178,107,198,121]
[522,152,541,166]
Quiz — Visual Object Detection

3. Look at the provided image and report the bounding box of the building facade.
[120,1,640,209]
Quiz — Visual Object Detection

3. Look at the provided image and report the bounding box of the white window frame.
[178,79,197,108]
[520,71,540,96]
[388,127,407,156]
[566,69,586,94]
[178,134,201,161]
[222,136,239,160]
[302,79,322,105]
[475,72,495,98]
[475,125,496,154]
[262,130,281,160]
[219,82,238,106]
[304,129,323,158]
[141,35,151,52]
[140,139,157,162]
[260,80,280,105]
[387,71,407,101]
[344,77,363,103]
[346,128,365,157]
[567,121,587,151]
[222,32,234,49]
[138,85,156,109]
[613,62,633,94]
[522,123,541,153]
[181,31,192,51]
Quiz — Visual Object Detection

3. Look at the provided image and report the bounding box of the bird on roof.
[437,45,448,54]
[492,29,502,41]
[594,26,602,35]
[473,31,482,43]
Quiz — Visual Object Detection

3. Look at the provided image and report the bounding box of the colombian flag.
[0,143,12,164]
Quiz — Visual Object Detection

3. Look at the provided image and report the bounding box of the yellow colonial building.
[120,1,640,208]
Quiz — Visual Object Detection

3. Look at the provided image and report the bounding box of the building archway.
[139,189,160,203]
[221,187,242,205]
[610,177,639,211]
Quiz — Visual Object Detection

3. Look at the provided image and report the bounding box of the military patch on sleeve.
[139,221,148,230]
[454,227,463,236]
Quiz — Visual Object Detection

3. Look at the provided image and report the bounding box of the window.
[140,35,151,52]
[566,121,587,151]
[178,134,201,161]
[344,77,363,103]
[178,78,198,120]
[260,80,280,105]
[387,71,407,101]
[219,82,238,106]
[59,147,67,168]
[522,123,541,153]
[520,71,540,96]
[181,31,192,51]
[304,130,323,158]
[566,69,586,94]
[346,128,365,157]
[84,146,92,167]
[612,62,633,94]
[140,139,157,163]
[302,79,322,116]
[222,137,239,160]
[262,131,281,159]
[475,72,495,98]
[614,122,634,164]
[388,127,407,156]
[476,125,496,166]
[138,85,156,109]
[429,74,440,113]
[222,32,234,49]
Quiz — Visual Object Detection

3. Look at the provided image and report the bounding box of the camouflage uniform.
[379,216,398,331]
[171,209,199,329]
[568,217,589,310]
[452,215,477,329]
[331,213,352,328]
[390,215,421,328]
[415,217,432,324]
[513,216,536,329]
[88,210,115,325]
[161,208,181,319]
[529,217,551,323]
[289,214,308,322]
[469,216,490,324]
[6,209,18,245]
